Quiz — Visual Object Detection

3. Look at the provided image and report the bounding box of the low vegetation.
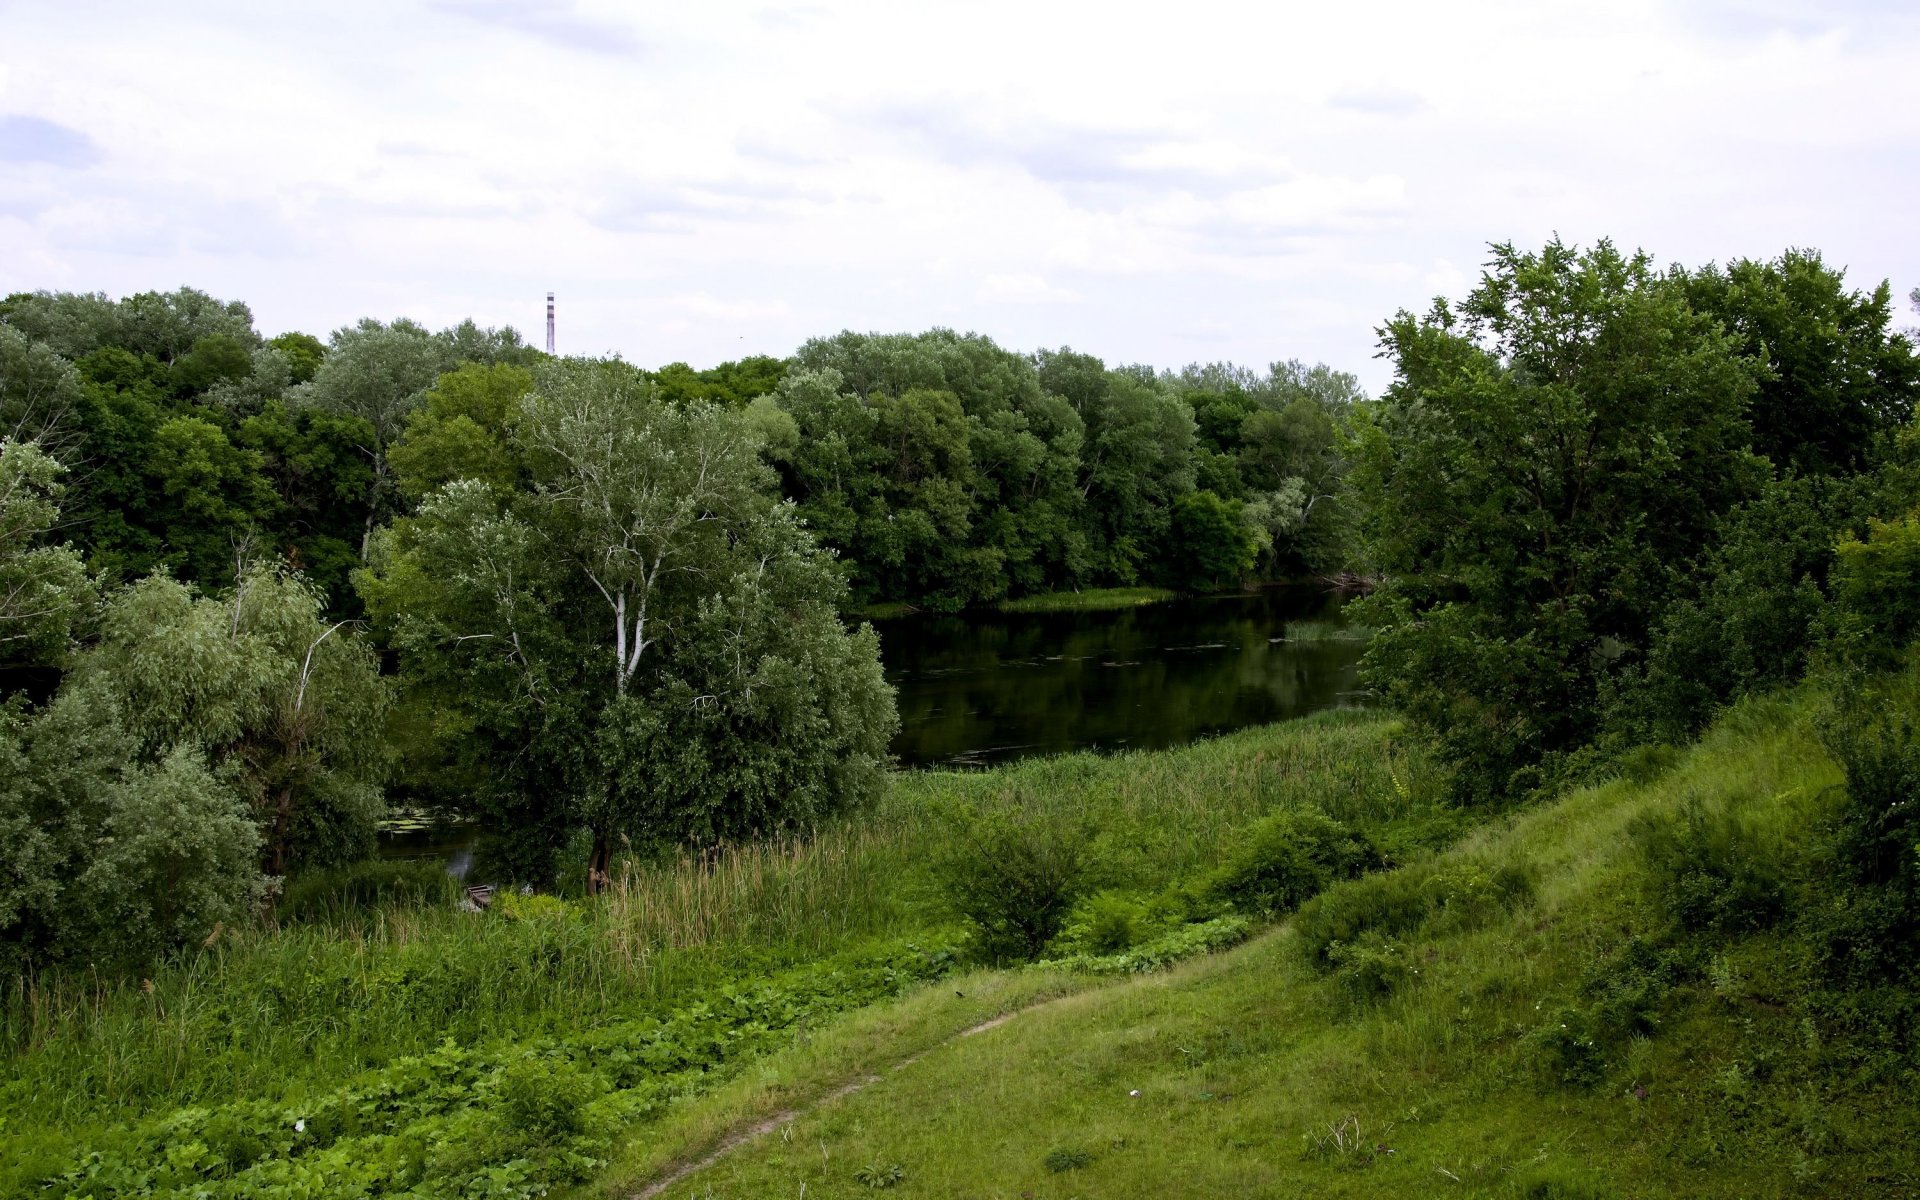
[600,686,1919,1199]
[1,710,1446,1198]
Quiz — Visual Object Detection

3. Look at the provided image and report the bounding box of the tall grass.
[0,710,1428,1145]
[994,586,1178,614]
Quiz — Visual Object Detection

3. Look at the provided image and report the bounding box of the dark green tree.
[1351,238,1765,798]
[360,360,896,883]
[1682,249,1920,475]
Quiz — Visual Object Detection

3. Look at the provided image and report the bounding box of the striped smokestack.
[545,292,555,355]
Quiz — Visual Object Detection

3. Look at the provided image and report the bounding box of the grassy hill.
[581,690,1920,1200]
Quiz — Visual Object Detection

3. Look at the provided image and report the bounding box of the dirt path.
[629,998,1064,1199]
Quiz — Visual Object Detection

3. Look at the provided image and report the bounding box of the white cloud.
[0,0,1915,389]
[977,273,1080,305]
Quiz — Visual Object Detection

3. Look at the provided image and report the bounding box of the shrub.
[936,801,1091,963]
[277,859,463,923]
[497,1054,601,1143]
[1207,808,1380,915]
[1819,669,1920,889]
[1633,799,1786,936]
[1324,930,1416,1003]
[1295,853,1534,972]
[1532,1005,1607,1089]
[1055,890,1146,955]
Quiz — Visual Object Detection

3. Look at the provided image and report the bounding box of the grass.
[994,586,1179,614]
[581,689,1920,1199]
[0,709,1437,1197]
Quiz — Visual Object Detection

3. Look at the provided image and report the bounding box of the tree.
[0,441,92,673]
[73,567,390,874]
[0,687,264,971]
[239,401,380,607]
[300,318,459,550]
[1036,351,1194,584]
[1168,490,1259,590]
[268,331,327,384]
[0,323,87,453]
[1682,250,1920,476]
[388,362,533,500]
[361,360,896,884]
[1351,238,1765,797]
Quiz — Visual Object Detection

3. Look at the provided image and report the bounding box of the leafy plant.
[1206,807,1379,914]
[936,799,1092,963]
[853,1161,906,1188]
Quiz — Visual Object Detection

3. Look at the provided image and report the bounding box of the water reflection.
[875,586,1367,768]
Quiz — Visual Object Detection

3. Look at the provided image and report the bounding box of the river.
[876,585,1367,768]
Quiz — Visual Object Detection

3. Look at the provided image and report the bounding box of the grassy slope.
[587,694,1919,1200]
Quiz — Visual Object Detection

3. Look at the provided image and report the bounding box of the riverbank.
[1,710,1443,1199]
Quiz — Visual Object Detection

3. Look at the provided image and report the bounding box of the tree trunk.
[587,827,612,895]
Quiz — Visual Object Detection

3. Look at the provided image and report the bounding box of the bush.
[1207,808,1380,914]
[497,1054,601,1143]
[1295,854,1534,973]
[1633,798,1787,936]
[277,859,463,923]
[936,801,1091,963]
[1324,930,1416,1003]
[1819,670,1920,889]
[1055,890,1146,955]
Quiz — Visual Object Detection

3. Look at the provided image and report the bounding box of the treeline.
[0,289,1364,623]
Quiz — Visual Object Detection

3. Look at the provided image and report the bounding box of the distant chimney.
[545,292,555,355]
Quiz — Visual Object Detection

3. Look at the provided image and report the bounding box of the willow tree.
[361,359,896,886]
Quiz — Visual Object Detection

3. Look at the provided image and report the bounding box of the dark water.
[875,586,1368,769]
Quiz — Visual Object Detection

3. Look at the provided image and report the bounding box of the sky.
[2,0,1917,391]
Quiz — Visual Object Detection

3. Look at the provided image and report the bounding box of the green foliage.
[1206,807,1380,914]
[267,332,326,384]
[936,800,1093,963]
[1819,666,1920,892]
[0,441,92,670]
[76,566,390,873]
[1294,852,1536,976]
[1830,509,1920,662]
[1353,237,1767,799]
[362,360,896,873]
[0,689,264,971]
[1036,914,1251,976]
[1634,799,1787,936]
[388,361,531,499]
[1681,248,1920,475]
[1043,1146,1092,1172]
[28,942,953,1200]
[1167,489,1258,590]
[1618,475,1851,740]
[853,1160,907,1188]
[276,859,461,923]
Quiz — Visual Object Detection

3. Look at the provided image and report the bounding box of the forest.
[4,239,1920,1198]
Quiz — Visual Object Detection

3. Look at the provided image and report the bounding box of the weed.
[852,1161,905,1188]
[1043,1146,1093,1172]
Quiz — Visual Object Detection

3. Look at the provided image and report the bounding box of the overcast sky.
[2,0,1916,390]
